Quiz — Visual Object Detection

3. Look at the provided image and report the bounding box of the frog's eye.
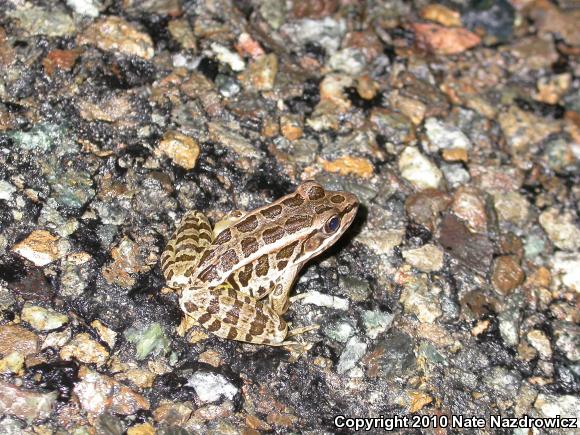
[324,215,341,234]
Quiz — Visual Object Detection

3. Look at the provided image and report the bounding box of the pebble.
[74,366,150,416]
[491,256,525,295]
[0,325,39,358]
[45,166,95,210]
[327,48,366,75]
[424,117,472,153]
[91,320,117,349]
[553,321,580,361]
[361,310,394,339]
[124,323,170,360]
[260,0,286,29]
[21,303,69,331]
[11,230,61,266]
[8,7,75,37]
[78,95,135,123]
[441,163,470,187]
[534,393,580,419]
[493,192,530,224]
[370,108,415,145]
[0,285,15,311]
[441,148,468,162]
[127,423,156,435]
[356,228,405,255]
[551,252,580,292]
[321,156,374,178]
[343,31,383,62]
[39,200,78,237]
[0,352,24,374]
[420,4,461,27]
[527,330,552,359]
[405,189,451,231]
[471,164,523,195]
[462,0,515,44]
[168,19,196,50]
[411,23,480,55]
[153,401,193,426]
[41,329,71,350]
[236,32,265,59]
[319,73,353,110]
[0,180,16,201]
[210,43,245,72]
[498,308,520,347]
[298,291,349,310]
[0,417,25,434]
[291,0,337,19]
[208,121,264,159]
[60,332,109,366]
[0,382,57,423]
[338,276,371,302]
[337,335,367,374]
[438,214,494,274]
[115,367,156,389]
[0,236,7,256]
[528,0,580,46]
[542,137,580,175]
[364,331,416,378]
[389,93,426,125]
[60,253,93,298]
[42,48,82,76]
[511,36,558,71]
[539,208,580,251]
[280,114,303,141]
[281,17,346,55]
[187,371,238,403]
[66,0,101,17]
[535,73,572,104]
[7,124,64,152]
[101,237,148,288]
[77,17,154,59]
[397,268,442,323]
[402,244,444,272]
[484,367,521,399]
[398,146,443,190]
[198,349,222,367]
[238,53,278,91]
[156,131,200,170]
[451,187,488,233]
[322,320,355,343]
[499,106,561,153]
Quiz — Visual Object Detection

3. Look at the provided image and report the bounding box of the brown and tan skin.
[161,181,359,345]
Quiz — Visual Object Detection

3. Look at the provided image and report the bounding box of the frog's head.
[295,181,359,262]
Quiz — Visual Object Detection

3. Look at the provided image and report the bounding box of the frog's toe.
[287,323,320,337]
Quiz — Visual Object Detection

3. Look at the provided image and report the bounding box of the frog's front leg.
[268,264,301,315]
[161,211,213,288]
[180,283,289,345]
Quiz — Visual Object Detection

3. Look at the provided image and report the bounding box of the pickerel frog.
[161,181,358,345]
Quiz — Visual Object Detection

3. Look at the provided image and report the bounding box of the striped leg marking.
[180,283,288,345]
[161,211,213,287]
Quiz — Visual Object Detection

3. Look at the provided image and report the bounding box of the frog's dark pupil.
[327,216,340,233]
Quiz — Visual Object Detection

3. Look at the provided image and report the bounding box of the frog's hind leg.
[180,283,288,345]
[161,211,213,287]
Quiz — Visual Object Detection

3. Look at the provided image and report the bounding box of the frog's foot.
[284,341,314,362]
[288,293,308,304]
[279,323,319,358]
[287,323,320,338]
